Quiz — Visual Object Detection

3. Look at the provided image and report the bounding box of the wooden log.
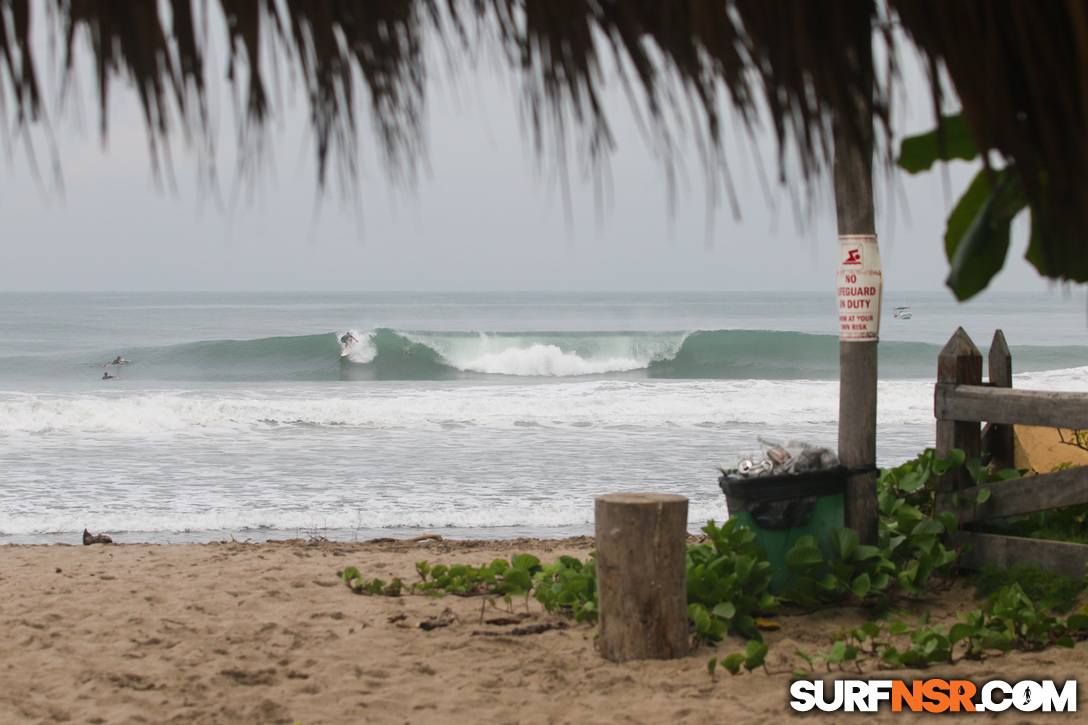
[936,385,1088,429]
[941,465,1088,524]
[953,531,1088,580]
[594,493,689,663]
[935,328,982,501]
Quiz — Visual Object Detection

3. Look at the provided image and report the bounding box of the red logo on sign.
[843,247,862,266]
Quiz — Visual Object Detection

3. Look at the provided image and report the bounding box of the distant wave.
[19,327,1079,383]
[349,329,683,378]
[334,328,952,380]
[328,328,944,381]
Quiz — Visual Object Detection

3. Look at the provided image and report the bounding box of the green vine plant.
[784,582,1088,676]
[710,449,1088,677]
[342,552,599,622]
[414,554,545,615]
[341,567,404,596]
[340,448,1088,679]
[532,555,598,623]
[775,448,991,611]
[687,518,778,644]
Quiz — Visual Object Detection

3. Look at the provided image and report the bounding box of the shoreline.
[1,536,1083,724]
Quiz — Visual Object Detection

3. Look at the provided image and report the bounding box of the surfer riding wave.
[339,331,359,359]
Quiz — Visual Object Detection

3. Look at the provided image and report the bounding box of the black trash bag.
[718,466,847,529]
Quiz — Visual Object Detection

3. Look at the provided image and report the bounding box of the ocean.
[1,290,1086,545]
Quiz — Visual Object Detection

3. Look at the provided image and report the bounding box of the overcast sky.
[0,13,1058,296]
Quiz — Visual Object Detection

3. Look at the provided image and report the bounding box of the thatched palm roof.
[1,1,1084,288]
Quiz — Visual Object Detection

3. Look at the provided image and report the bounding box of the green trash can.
[718,466,846,593]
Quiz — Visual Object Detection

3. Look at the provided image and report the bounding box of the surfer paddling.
[102,372,117,380]
[102,356,129,366]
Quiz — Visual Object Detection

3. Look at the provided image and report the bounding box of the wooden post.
[985,330,1014,470]
[834,19,879,546]
[935,327,983,504]
[594,493,689,663]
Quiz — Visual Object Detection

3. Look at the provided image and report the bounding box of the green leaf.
[897,471,925,493]
[512,554,541,572]
[945,168,1029,301]
[881,647,903,667]
[888,620,913,636]
[722,653,746,675]
[1066,614,1088,631]
[896,504,924,529]
[851,573,871,599]
[745,640,770,670]
[712,601,737,620]
[506,567,534,590]
[910,519,946,537]
[853,544,882,562]
[982,630,1013,653]
[1023,191,1088,282]
[949,623,976,643]
[834,528,859,560]
[938,511,960,533]
[860,622,881,639]
[689,603,711,632]
[898,114,979,173]
[785,545,825,570]
[734,554,754,584]
[734,614,759,641]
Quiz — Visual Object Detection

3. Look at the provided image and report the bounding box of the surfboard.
[340,345,351,357]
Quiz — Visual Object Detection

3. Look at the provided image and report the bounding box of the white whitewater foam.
[460,343,646,376]
[1014,366,1088,391]
[407,331,685,377]
[0,378,947,435]
[0,500,735,542]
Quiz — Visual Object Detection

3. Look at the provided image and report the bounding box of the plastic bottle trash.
[717,438,847,593]
[718,439,840,480]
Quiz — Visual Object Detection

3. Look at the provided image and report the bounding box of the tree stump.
[594,493,689,663]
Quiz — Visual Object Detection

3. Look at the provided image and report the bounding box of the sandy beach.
[0,535,1084,724]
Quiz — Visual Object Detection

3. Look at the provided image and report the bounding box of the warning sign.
[836,234,883,341]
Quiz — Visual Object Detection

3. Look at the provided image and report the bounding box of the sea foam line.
[0,500,734,540]
[0,378,954,435]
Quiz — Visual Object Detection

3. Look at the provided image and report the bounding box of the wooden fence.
[935,327,1088,579]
